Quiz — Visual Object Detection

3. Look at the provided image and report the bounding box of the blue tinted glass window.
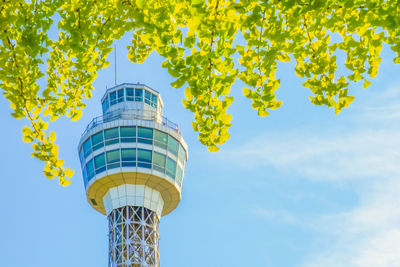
[168,136,179,156]
[122,148,136,161]
[178,144,186,164]
[79,148,85,165]
[166,157,176,179]
[144,90,151,104]
[120,126,136,143]
[110,91,117,105]
[102,95,109,113]
[86,159,95,180]
[91,131,104,151]
[82,166,88,187]
[105,128,119,145]
[138,149,152,163]
[117,89,124,103]
[94,153,106,174]
[153,152,166,173]
[106,149,120,169]
[122,148,136,167]
[83,138,92,157]
[126,88,134,101]
[105,96,109,110]
[138,148,152,168]
[138,127,153,144]
[135,89,143,102]
[154,130,167,149]
[151,94,158,108]
[107,149,120,163]
[176,165,183,187]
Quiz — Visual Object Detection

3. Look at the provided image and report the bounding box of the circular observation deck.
[78,84,188,217]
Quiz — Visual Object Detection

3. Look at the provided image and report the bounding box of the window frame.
[110,91,117,106]
[94,152,106,174]
[166,156,177,179]
[106,149,121,169]
[144,90,151,105]
[126,88,134,101]
[117,89,124,103]
[104,127,119,145]
[137,148,152,168]
[153,151,166,173]
[135,88,143,102]
[138,127,153,145]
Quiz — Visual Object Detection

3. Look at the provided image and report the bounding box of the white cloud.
[302,177,400,267]
[353,85,400,121]
[238,131,400,266]
[358,103,400,120]
[220,130,400,181]
[220,84,400,267]
[250,176,400,267]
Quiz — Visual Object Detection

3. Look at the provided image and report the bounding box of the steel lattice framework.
[108,206,160,267]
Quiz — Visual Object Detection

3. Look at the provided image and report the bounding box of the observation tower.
[78,83,188,266]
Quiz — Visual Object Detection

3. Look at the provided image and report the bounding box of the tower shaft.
[108,206,160,267]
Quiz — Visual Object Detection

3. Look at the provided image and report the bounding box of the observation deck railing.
[81,108,179,137]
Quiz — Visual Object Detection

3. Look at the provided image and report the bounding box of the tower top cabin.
[100,83,164,115]
[78,83,188,218]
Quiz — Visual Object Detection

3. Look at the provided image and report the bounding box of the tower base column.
[108,206,160,267]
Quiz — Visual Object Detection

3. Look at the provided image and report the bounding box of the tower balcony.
[81,107,180,139]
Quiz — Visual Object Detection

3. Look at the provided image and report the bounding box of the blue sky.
[1,34,400,267]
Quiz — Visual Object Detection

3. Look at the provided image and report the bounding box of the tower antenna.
[114,44,117,85]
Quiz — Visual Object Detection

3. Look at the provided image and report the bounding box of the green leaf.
[59,178,71,186]
[44,171,55,179]
[71,110,82,121]
[208,145,219,152]
[50,131,56,143]
[23,135,34,143]
[258,109,269,117]
[136,0,144,8]
[171,77,186,88]
[363,80,371,89]
[191,0,202,7]
[243,88,252,98]
[185,87,193,100]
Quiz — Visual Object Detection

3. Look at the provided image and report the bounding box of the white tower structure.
[78,83,188,266]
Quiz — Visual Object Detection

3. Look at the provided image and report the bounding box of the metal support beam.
[108,206,160,267]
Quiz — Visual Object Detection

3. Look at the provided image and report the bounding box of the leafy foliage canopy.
[1,0,399,185]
